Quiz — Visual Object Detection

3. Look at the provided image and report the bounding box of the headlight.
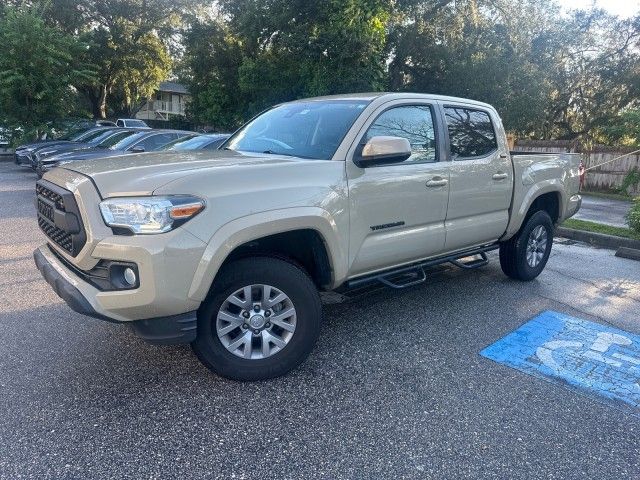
[99,196,205,234]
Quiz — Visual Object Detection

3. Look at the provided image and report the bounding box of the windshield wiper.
[262,150,296,157]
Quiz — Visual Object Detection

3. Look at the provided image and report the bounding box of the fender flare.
[504,181,566,239]
[186,207,347,301]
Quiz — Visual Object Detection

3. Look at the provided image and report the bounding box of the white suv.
[115,119,150,128]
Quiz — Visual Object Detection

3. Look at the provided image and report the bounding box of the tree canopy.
[0,7,94,137]
[1,0,640,143]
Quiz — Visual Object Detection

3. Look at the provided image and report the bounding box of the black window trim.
[354,102,441,168]
[443,104,498,161]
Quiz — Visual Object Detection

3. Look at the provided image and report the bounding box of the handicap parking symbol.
[481,311,640,408]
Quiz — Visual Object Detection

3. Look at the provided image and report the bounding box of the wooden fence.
[513,140,640,195]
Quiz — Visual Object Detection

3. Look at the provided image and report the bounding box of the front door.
[346,102,450,276]
[440,103,512,251]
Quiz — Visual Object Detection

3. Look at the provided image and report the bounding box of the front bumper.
[34,246,198,344]
[34,168,209,344]
[34,246,112,321]
[14,151,32,166]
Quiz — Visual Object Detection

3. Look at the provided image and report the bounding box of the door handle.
[426,177,448,187]
[492,172,508,180]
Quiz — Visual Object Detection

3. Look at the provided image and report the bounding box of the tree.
[71,0,204,118]
[388,0,559,135]
[184,0,392,128]
[0,7,94,138]
[599,109,640,147]
[76,9,175,118]
[538,10,640,141]
[79,24,171,118]
[181,18,246,130]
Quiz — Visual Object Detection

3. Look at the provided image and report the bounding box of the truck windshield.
[224,100,369,160]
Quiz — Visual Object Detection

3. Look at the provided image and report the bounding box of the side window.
[116,120,123,127]
[203,138,225,150]
[364,105,437,164]
[444,107,497,159]
[132,133,175,151]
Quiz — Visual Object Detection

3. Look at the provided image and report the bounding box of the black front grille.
[38,216,73,253]
[36,183,65,210]
[36,180,86,256]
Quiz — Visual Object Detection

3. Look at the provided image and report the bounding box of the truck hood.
[38,142,96,160]
[59,150,302,197]
[20,140,74,153]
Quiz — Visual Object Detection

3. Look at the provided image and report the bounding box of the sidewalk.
[573,194,632,227]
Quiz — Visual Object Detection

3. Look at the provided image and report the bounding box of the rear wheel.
[499,210,554,281]
[192,257,322,381]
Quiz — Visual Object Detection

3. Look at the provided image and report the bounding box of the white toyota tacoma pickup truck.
[34,93,582,380]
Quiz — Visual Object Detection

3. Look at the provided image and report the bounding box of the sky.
[561,0,640,18]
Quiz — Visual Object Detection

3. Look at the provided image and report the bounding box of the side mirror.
[354,136,411,168]
[130,145,145,153]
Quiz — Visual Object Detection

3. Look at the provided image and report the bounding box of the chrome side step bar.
[346,244,499,290]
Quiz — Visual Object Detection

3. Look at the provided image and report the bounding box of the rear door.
[346,100,450,276]
[440,103,512,251]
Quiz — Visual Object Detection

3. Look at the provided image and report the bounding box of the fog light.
[123,267,137,286]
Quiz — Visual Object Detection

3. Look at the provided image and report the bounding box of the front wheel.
[499,210,554,281]
[192,257,322,381]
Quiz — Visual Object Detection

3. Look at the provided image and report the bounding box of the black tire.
[192,256,322,381]
[499,210,554,281]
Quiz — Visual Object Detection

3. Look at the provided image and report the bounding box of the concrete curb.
[615,247,640,261]
[556,226,640,251]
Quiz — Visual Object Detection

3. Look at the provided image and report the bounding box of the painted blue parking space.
[481,311,640,408]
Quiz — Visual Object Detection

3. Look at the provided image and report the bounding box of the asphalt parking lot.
[1,161,639,479]
[573,195,632,228]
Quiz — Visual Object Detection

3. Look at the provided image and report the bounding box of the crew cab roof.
[292,92,494,110]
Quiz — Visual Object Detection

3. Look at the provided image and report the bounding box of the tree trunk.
[82,87,103,119]
[97,84,108,119]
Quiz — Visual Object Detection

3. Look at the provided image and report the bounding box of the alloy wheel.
[526,225,548,268]
[216,284,297,359]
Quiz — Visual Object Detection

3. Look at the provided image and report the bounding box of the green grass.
[580,191,635,202]
[562,218,640,240]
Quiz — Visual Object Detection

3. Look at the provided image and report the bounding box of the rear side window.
[444,107,497,159]
[132,133,179,151]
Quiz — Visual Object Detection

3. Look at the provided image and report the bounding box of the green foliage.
[75,2,179,118]
[3,0,640,145]
[563,218,640,240]
[184,0,391,128]
[539,10,640,141]
[619,167,640,196]
[625,197,640,234]
[181,19,246,130]
[388,0,556,135]
[183,0,640,138]
[600,110,640,147]
[81,24,172,118]
[0,7,95,141]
